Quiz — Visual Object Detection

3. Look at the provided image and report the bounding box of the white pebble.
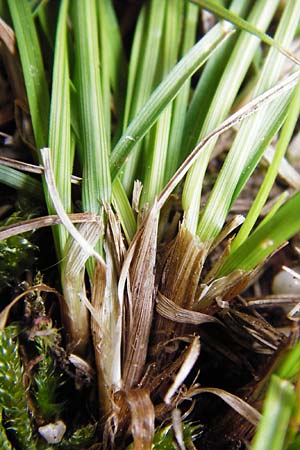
[272,266,300,295]
[38,420,66,444]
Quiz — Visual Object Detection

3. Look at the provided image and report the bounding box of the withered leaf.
[122,201,159,388]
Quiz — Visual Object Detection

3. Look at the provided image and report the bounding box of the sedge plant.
[0,0,300,448]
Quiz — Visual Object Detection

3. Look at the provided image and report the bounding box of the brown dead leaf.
[156,291,222,326]
[171,408,186,450]
[91,260,110,416]
[186,386,261,426]
[91,208,126,416]
[122,201,159,388]
[127,388,155,450]
[0,212,99,240]
[105,387,155,450]
[220,309,284,353]
[104,203,126,275]
[209,215,245,254]
[154,225,208,343]
[0,18,14,53]
[0,18,27,101]
[164,336,200,405]
[196,261,269,313]
[246,294,300,308]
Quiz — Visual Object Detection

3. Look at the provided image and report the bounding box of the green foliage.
[71,0,111,213]
[152,422,202,449]
[0,206,38,290]
[0,410,13,450]
[252,375,294,450]
[0,235,37,288]
[57,423,97,449]
[7,0,49,150]
[126,421,202,449]
[218,193,300,276]
[48,0,72,255]
[276,343,300,382]
[0,327,36,450]
[287,435,300,450]
[252,341,300,450]
[0,166,43,200]
[2,0,300,448]
[33,338,65,421]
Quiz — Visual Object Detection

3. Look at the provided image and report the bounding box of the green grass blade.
[98,0,127,143]
[97,0,111,151]
[256,191,289,231]
[110,23,233,181]
[252,375,294,450]
[181,0,249,163]
[0,166,43,199]
[141,0,184,206]
[276,344,300,382]
[193,0,300,66]
[7,0,49,150]
[157,71,299,214]
[112,178,136,243]
[140,109,172,206]
[197,89,292,242]
[96,0,134,242]
[102,0,126,98]
[232,83,300,250]
[35,1,58,50]
[121,5,146,134]
[164,1,199,183]
[121,0,166,194]
[183,0,279,234]
[250,339,299,449]
[72,0,111,214]
[197,0,300,242]
[97,0,135,240]
[48,0,72,254]
[230,98,289,207]
[218,192,300,276]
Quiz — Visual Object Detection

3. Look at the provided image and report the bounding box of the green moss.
[153,422,202,449]
[57,423,97,449]
[33,337,65,420]
[0,203,39,290]
[0,409,13,450]
[125,421,202,449]
[0,327,36,450]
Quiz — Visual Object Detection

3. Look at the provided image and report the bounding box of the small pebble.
[38,420,66,444]
[272,266,300,295]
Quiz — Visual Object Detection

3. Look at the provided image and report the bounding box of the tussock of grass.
[0,0,300,448]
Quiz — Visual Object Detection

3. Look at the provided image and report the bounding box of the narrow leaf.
[197,0,300,241]
[7,0,49,149]
[121,0,166,193]
[72,0,111,213]
[0,165,43,199]
[193,0,300,66]
[183,0,280,233]
[110,23,233,180]
[232,82,300,250]
[48,0,72,254]
[218,193,300,276]
[122,203,159,388]
[252,375,294,450]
